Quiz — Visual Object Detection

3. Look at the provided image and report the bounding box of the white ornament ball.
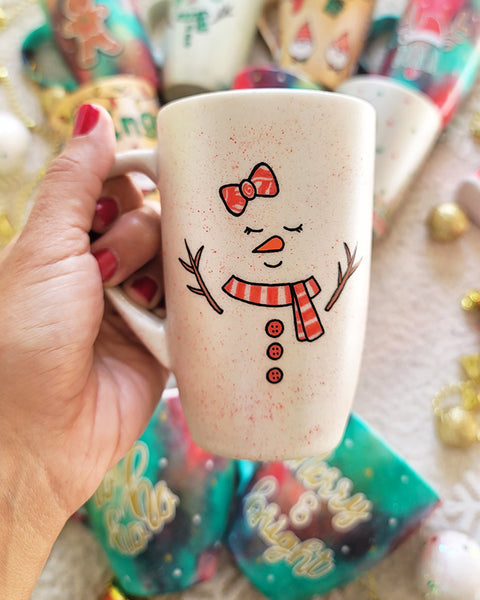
[416,530,480,599]
[0,111,31,175]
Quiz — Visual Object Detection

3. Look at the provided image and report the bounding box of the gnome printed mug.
[107,89,375,461]
[277,0,375,90]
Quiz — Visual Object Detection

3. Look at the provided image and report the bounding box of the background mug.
[338,75,442,238]
[107,89,375,461]
[277,0,375,90]
[38,0,159,88]
[148,0,263,101]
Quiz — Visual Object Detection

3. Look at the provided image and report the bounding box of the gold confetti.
[461,290,480,311]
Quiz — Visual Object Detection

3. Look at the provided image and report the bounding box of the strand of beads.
[431,291,480,447]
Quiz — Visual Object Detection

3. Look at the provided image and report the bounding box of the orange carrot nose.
[253,235,285,253]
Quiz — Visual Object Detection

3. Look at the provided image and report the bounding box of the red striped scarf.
[222,275,324,342]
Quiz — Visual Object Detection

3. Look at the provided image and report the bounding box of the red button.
[240,179,256,199]
[266,319,284,338]
[266,367,283,384]
[267,343,283,360]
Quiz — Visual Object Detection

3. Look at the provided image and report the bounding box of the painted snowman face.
[218,161,312,280]
[216,160,342,346]
[179,158,361,347]
[243,222,305,273]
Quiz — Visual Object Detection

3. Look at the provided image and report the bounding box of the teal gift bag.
[86,388,237,596]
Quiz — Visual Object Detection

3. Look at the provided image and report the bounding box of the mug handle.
[145,0,170,68]
[105,149,173,371]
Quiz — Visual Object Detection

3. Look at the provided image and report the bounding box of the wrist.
[0,443,68,599]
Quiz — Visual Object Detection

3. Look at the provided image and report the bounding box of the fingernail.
[73,104,100,136]
[130,276,159,303]
[94,196,118,228]
[93,248,118,282]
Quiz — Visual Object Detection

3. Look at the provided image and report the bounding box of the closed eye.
[244,226,264,235]
[283,224,303,233]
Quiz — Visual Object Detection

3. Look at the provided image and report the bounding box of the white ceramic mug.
[338,75,442,238]
[107,89,375,460]
[149,0,263,101]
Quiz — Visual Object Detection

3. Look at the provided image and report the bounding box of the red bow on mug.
[219,162,279,216]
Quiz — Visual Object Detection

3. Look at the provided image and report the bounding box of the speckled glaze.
[108,89,375,461]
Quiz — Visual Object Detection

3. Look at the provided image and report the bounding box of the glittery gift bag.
[85,388,238,597]
[228,414,440,600]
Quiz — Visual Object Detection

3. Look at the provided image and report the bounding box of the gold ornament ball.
[435,405,479,447]
[427,202,470,242]
[0,112,32,174]
[461,290,480,311]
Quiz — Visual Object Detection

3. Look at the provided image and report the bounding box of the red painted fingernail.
[73,104,100,136]
[131,276,158,303]
[93,248,118,282]
[95,196,118,228]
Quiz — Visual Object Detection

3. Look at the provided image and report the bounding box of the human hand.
[0,104,168,598]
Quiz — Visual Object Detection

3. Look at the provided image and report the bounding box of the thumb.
[25,104,116,240]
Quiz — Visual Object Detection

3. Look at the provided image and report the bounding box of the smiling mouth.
[264,261,283,268]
